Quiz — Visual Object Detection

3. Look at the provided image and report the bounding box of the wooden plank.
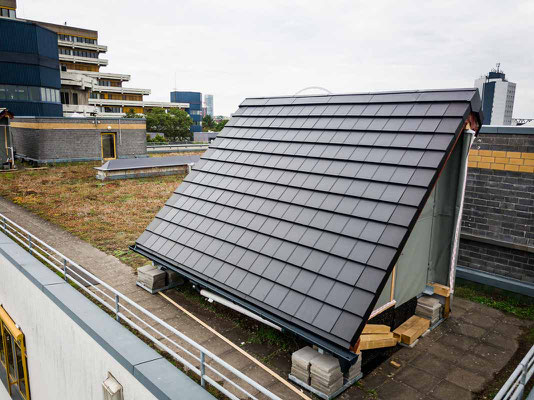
[431,283,451,297]
[444,296,451,319]
[360,337,398,351]
[362,324,391,334]
[360,333,394,342]
[400,317,430,345]
[392,315,419,338]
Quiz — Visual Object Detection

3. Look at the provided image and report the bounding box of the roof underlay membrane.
[133,89,482,362]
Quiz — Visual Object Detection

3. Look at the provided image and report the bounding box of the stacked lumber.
[310,354,343,395]
[393,315,430,345]
[358,324,398,351]
[290,346,319,384]
[137,264,166,290]
[416,296,442,325]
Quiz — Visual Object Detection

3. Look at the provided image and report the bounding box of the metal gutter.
[457,266,534,298]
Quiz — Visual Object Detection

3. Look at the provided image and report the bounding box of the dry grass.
[0,162,183,268]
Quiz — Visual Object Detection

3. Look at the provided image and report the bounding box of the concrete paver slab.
[445,367,486,392]
[394,366,440,393]
[377,379,424,400]
[430,380,472,400]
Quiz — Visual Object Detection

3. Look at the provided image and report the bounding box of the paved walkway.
[1,196,529,399]
[343,298,531,399]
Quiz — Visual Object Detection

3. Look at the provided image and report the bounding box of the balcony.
[81,71,131,82]
[60,71,98,90]
[59,54,108,66]
[58,39,107,53]
[89,98,189,109]
[91,86,151,95]
[62,104,99,116]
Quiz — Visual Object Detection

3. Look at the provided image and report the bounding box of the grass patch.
[247,325,295,352]
[455,278,534,320]
[0,162,185,269]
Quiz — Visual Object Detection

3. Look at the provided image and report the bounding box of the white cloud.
[19,0,534,117]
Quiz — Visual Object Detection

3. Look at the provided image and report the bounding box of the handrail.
[495,345,534,400]
[0,213,282,400]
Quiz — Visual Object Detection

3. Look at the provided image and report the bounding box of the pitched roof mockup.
[134,89,482,360]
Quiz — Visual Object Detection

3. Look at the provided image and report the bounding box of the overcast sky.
[19,0,533,117]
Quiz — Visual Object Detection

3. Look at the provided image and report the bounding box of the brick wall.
[11,117,147,163]
[459,127,534,284]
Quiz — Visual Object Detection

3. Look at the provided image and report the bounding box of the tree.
[202,114,216,131]
[214,119,228,132]
[124,108,143,118]
[145,108,193,141]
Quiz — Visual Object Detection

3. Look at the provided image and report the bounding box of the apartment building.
[1,0,188,117]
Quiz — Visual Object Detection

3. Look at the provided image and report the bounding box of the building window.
[0,306,31,400]
[60,92,70,105]
[103,106,122,113]
[0,85,59,103]
[0,8,15,18]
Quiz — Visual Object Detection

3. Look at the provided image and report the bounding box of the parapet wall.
[0,231,214,400]
[459,126,534,285]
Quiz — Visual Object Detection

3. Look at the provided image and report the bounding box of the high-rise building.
[0,17,62,117]
[205,94,214,117]
[474,64,516,125]
[1,0,189,117]
[170,91,203,134]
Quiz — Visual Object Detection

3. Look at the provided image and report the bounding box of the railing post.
[520,363,527,399]
[28,234,32,254]
[200,351,205,388]
[63,259,68,281]
[2,216,5,232]
[115,294,120,322]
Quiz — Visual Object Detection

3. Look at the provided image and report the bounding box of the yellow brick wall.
[468,150,534,173]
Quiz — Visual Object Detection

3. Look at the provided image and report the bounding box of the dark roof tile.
[136,88,480,353]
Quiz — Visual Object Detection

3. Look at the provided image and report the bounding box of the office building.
[474,64,516,125]
[170,91,203,133]
[1,0,188,117]
[205,94,214,117]
[0,17,62,117]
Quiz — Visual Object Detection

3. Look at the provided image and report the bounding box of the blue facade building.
[0,18,62,117]
[170,91,202,134]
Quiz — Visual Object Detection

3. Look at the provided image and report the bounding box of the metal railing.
[0,213,281,400]
[495,345,534,400]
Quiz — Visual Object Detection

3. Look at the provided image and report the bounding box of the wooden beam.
[393,316,430,345]
[444,296,451,319]
[431,283,451,297]
[359,336,398,351]
[362,324,391,334]
[361,333,394,341]
[390,265,396,301]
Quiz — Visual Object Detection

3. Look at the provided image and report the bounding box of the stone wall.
[10,117,147,163]
[459,126,534,283]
